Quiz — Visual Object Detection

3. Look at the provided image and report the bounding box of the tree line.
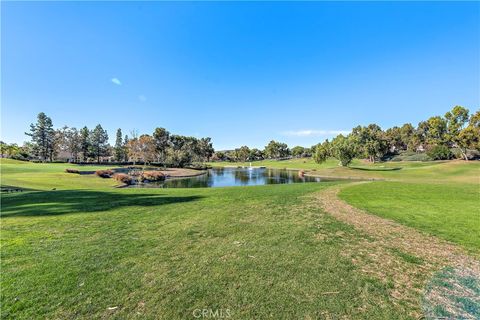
[1,106,478,166]
[313,105,479,166]
[213,105,479,165]
[1,112,214,167]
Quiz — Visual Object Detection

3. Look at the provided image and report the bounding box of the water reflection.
[130,167,329,188]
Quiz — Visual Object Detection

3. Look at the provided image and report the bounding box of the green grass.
[1,158,479,318]
[1,182,412,319]
[339,182,480,254]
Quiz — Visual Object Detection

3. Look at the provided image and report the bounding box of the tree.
[351,124,388,163]
[79,126,90,161]
[249,148,264,161]
[234,146,250,162]
[0,142,20,158]
[127,138,141,165]
[313,140,330,164]
[198,137,214,162]
[399,123,415,151]
[291,146,306,158]
[65,127,81,162]
[331,135,355,167]
[445,106,470,160]
[89,124,109,163]
[153,127,170,164]
[264,140,290,159]
[26,112,55,162]
[456,110,480,158]
[425,116,448,146]
[138,134,156,165]
[385,126,402,151]
[114,129,124,162]
[123,135,129,161]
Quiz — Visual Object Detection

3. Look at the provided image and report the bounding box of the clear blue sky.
[2,1,479,150]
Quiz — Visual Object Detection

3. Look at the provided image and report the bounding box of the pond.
[129,167,334,188]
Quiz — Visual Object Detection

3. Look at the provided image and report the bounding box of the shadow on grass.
[349,166,402,172]
[1,190,203,218]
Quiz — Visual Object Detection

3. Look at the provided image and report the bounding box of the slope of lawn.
[339,182,480,255]
[3,183,415,319]
[0,159,118,190]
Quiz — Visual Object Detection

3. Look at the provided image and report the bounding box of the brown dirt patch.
[313,184,480,318]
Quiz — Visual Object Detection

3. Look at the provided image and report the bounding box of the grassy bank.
[339,182,480,255]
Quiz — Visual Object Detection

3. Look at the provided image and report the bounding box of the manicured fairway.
[1,159,479,319]
[2,182,414,319]
[339,182,480,255]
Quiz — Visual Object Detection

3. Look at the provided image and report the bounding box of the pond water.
[130,167,334,188]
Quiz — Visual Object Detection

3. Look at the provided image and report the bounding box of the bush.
[95,169,114,178]
[65,168,80,174]
[427,145,454,160]
[141,171,165,182]
[113,173,133,185]
[390,151,429,162]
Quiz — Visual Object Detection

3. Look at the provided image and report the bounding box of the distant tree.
[213,151,227,161]
[138,134,156,165]
[26,112,55,162]
[313,140,330,164]
[89,124,109,163]
[79,126,90,161]
[234,146,251,162]
[127,139,141,165]
[351,124,388,163]
[114,129,124,162]
[123,135,129,161]
[53,126,71,160]
[385,126,402,151]
[331,135,355,167]
[264,140,290,159]
[399,123,415,151]
[456,110,480,157]
[425,116,448,147]
[0,142,20,158]
[445,106,470,160]
[198,137,214,162]
[249,148,264,161]
[291,146,306,158]
[153,127,170,164]
[65,127,81,162]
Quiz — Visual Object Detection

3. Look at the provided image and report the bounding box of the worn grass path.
[314,183,480,319]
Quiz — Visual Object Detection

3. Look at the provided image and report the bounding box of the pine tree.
[90,124,109,163]
[25,112,55,162]
[79,126,90,161]
[114,129,124,161]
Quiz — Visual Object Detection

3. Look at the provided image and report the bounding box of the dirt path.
[314,183,480,319]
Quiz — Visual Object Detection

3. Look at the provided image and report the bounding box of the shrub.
[427,145,454,160]
[113,173,133,185]
[141,170,165,182]
[390,151,429,162]
[95,169,114,178]
[65,168,80,174]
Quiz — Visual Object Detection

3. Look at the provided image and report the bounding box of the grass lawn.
[339,182,480,255]
[1,159,479,318]
[2,182,409,319]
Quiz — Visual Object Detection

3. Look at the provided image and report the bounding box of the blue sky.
[2,2,479,150]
